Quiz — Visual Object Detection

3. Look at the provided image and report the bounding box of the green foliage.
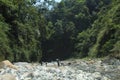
[0,0,119,62]
[0,0,44,62]
[0,18,12,60]
[111,41,120,54]
[75,0,120,58]
[46,21,55,39]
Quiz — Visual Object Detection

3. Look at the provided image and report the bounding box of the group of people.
[40,59,63,67]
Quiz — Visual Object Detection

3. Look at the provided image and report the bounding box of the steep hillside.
[76,0,120,58]
[0,0,119,62]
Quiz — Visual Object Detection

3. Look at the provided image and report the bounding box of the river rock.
[0,59,119,80]
[0,73,16,80]
[0,60,18,70]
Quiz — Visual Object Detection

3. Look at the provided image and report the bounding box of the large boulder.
[0,60,18,70]
[0,73,16,80]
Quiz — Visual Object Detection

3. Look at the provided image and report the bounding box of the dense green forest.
[0,0,120,62]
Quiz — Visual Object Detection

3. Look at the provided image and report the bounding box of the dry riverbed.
[0,58,120,80]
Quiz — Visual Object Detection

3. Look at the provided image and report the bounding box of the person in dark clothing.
[56,59,60,67]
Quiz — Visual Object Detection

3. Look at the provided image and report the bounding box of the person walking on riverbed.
[56,59,60,67]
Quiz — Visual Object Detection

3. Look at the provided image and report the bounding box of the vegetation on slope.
[0,0,120,62]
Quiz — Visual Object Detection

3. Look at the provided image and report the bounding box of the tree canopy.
[0,0,120,62]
